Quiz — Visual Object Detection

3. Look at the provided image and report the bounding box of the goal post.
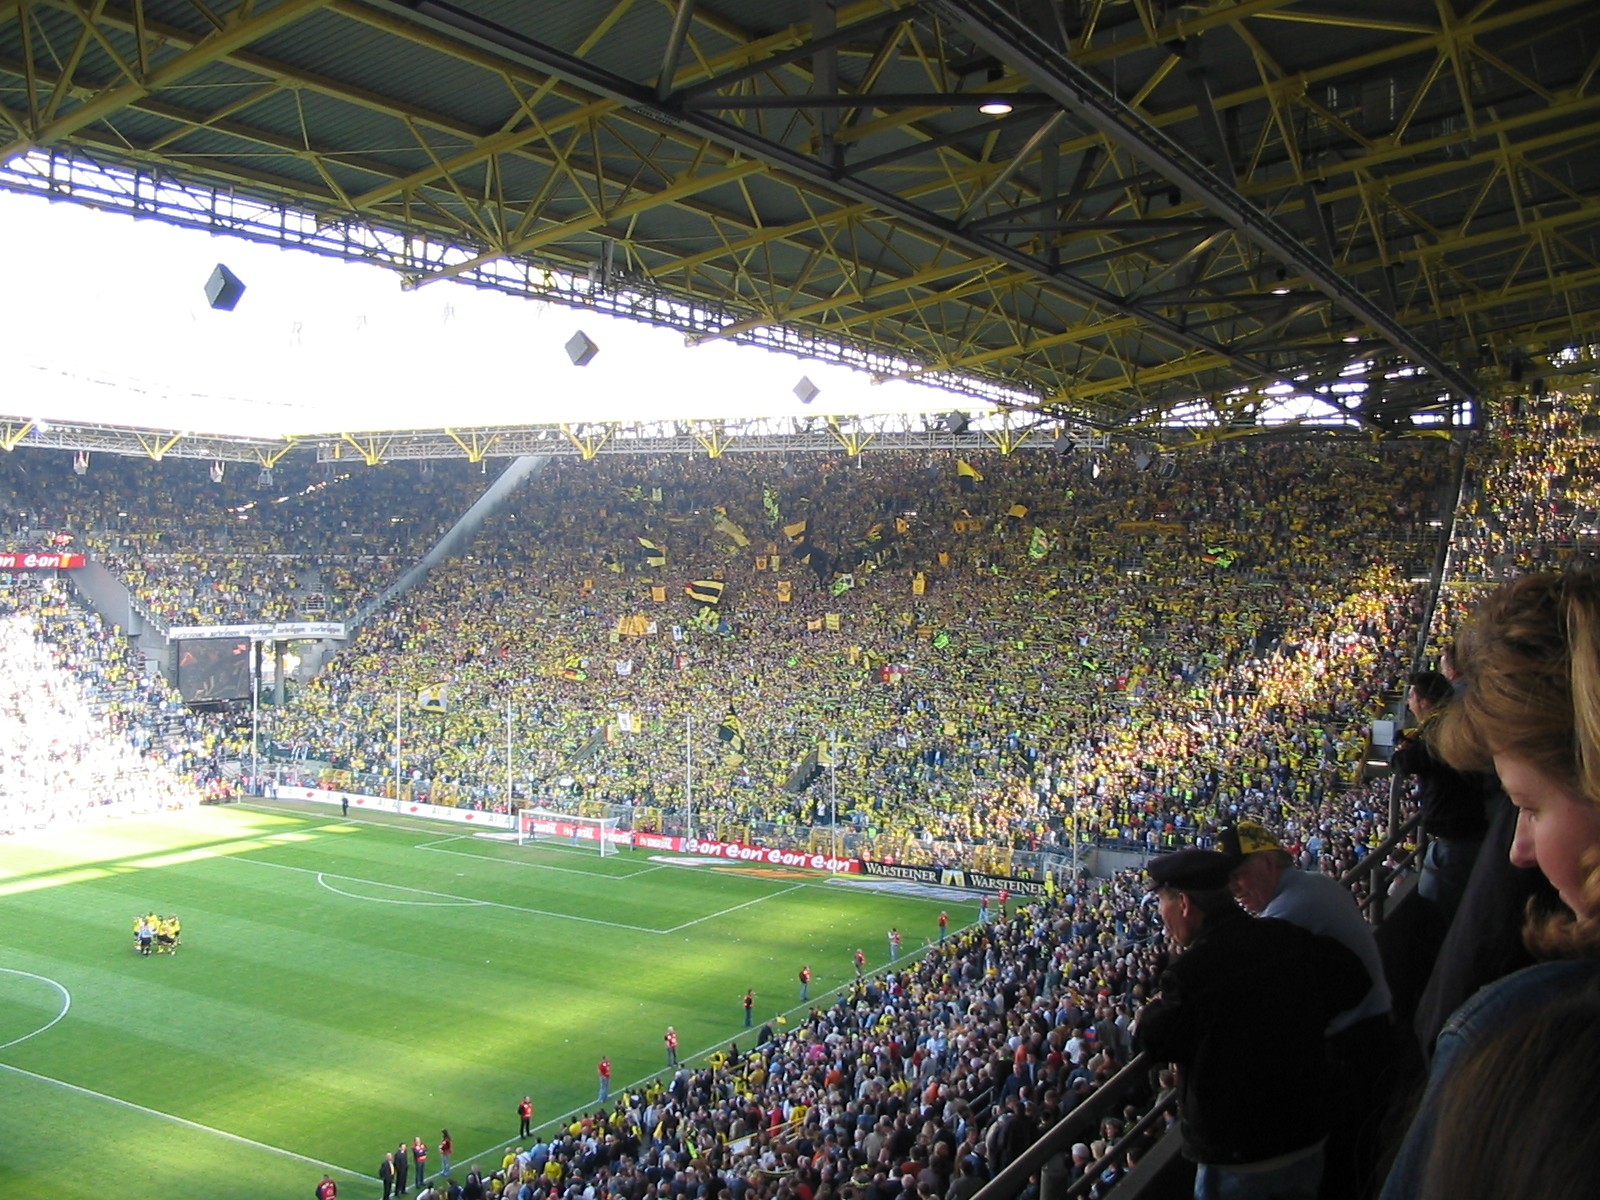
[515,808,623,856]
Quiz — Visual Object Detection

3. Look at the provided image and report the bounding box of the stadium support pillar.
[274,641,287,707]
[829,728,838,868]
[684,715,694,840]
[250,639,261,789]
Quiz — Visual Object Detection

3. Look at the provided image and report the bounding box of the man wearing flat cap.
[1219,821,1394,1200]
[1136,848,1367,1200]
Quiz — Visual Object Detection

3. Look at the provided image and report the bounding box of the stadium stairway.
[349,453,550,630]
[67,556,171,666]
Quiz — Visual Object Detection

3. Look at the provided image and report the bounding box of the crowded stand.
[272,390,1598,1200]
[423,878,1171,1200]
[257,438,1449,874]
[0,573,213,830]
[15,387,1600,1199]
[1424,395,1600,665]
[1448,400,1600,581]
[0,450,494,627]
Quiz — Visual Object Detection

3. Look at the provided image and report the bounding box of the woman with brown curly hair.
[1382,571,1600,1199]
[1430,571,1600,951]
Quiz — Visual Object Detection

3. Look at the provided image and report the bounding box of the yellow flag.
[777,580,792,603]
[824,613,841,631]
[912,572,926,595]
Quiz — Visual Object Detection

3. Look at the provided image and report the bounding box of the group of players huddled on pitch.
[132,913,181,956]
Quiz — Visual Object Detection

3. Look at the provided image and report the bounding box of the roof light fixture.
[978,66,1013,116]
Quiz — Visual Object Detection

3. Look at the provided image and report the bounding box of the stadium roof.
[2,0,1598,452]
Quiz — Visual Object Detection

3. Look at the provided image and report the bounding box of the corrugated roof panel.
[249,10,521,132]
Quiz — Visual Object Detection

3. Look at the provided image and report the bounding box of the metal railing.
[969,1054,1169,1200]
[1340,808,1425,924]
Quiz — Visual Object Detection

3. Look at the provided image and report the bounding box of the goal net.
[515,808,623,856]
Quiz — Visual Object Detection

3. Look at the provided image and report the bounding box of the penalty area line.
[0,1060,365,1181]
[663,882,808,933]
[234,856,667,933]
[415,838,667,881]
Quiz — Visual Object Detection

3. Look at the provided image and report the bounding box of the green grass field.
[0,802,964,1199]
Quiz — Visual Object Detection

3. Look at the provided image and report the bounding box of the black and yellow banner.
[686,579,726,606]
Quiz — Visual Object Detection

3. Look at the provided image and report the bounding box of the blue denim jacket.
[1380,959,1600,1198]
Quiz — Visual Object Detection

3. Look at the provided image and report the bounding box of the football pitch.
[0,803,965,1199]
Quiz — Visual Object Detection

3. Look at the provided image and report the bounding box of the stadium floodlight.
[516,807,621,856]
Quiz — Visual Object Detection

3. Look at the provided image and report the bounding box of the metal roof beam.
[655,0,699,104]
[0,0,331,159]
[0,413,1113,464]
[1180,57,1235,188]
[380,0,1306,397]
[932,0,1479,407]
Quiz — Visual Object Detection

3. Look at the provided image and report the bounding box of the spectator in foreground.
[1220,820,1394,1200]
[1135,848,1366,1200]
[1381,572,1600,1198]
[1413,985,1600,1200]
[1392,669,1490,922]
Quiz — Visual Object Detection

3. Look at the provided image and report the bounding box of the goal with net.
[515,808,624,856]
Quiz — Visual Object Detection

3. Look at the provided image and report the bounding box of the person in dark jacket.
[1393,670,1493,923]
[1135,848,1366,1200]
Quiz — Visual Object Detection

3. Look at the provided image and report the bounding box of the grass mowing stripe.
[0,1059,367,1180]
[0,805,970,1199]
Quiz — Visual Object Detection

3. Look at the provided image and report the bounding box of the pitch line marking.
[233,856,667,933]
[237,804,665,880]
[224,816,821,930]
[0,968,70,1051]
[316,873,488,907]
[0,1060,365,1181]
[414,838,667,880]
[662,882,809,933]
